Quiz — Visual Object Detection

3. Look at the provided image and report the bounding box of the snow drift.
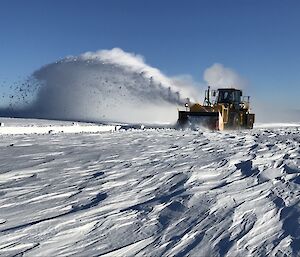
[1,120,300,256]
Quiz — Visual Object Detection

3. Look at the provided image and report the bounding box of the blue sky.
[1,0,300,112]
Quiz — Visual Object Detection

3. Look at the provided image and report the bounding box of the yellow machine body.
[178,87,255,130]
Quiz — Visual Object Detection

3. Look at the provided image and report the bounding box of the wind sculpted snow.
[0,121,300,256]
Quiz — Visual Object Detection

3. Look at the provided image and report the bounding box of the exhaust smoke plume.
[1,48,201,124]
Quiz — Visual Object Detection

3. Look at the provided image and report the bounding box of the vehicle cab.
[216,88,242,104]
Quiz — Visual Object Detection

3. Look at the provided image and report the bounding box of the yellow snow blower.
[178,86,255,130]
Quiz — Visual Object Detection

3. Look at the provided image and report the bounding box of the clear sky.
[1,0,300,115]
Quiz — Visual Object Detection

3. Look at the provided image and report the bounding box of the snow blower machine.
[178,87,255,130]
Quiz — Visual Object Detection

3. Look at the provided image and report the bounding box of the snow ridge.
[0,125,300,256]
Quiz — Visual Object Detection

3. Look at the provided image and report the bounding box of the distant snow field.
[0,118,300,256]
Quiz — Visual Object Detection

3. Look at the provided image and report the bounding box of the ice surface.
[0,118,300,256]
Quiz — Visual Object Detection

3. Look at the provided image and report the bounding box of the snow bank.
[255,122,300,128]
[0,118,117,135]
[0,124,117,135]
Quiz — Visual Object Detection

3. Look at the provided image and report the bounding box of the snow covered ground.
[0,118,117,135]
[0,118,300,256]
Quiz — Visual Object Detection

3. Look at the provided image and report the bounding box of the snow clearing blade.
[178,110,220,130]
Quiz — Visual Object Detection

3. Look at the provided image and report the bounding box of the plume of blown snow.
[81,48,198,101]
[203,63,246,89]
[170,74,204,102]
[1,48,201,124]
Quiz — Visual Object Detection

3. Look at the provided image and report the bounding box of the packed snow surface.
[0,119,300,256]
